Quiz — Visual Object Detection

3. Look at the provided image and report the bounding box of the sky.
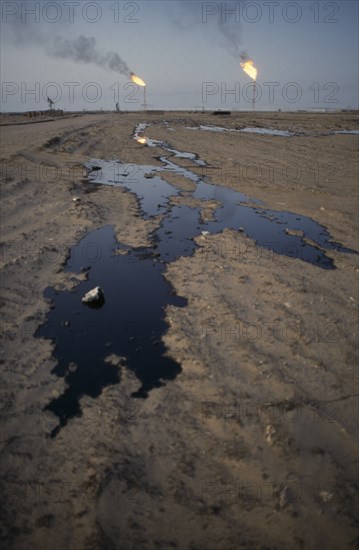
[1,0,358,111]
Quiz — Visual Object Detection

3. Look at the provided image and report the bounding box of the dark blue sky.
[1,1,358,110]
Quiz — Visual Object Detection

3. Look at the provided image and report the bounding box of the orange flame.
[130,72,146,87]
[240,60,257,81]
[136,137,147,144]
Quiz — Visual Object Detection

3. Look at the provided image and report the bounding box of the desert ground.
[0,110,358,549]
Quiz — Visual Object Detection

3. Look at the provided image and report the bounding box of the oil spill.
[37,122,357,436]
[186,125,295,137]
[239,127,294,137]
[332,130,359,135]
[86,125,355,268]
[36,226,187,437]
[132,122,356,265]
[85,160,179,218]
[187,125,359,137]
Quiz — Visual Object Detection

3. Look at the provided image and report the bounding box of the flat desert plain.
[0,111,358,549]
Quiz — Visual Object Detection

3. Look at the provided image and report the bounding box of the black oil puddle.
[36,226,187,437]
[86,123,355,267]
[187,125,295,137]
[186,125,359,137]
[37,122,357,437]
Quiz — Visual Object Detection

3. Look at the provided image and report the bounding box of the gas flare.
[130,73,147,110]
[137,137,147,144]
[240,59,257,81]
[240,55,258,110]
[130,72,146,87]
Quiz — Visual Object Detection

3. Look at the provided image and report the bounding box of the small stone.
[81,286,104,306]
[72,196,81,202]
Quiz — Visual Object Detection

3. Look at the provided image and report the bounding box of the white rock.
[81,286,104,304]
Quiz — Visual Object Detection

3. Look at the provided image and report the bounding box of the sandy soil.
[0,111,358,549]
